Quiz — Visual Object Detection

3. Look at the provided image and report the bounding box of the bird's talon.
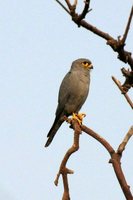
[72,113,86,125]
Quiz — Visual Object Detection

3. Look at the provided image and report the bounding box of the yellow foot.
[72,113,86,125]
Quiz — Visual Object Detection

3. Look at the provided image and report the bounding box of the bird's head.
[71,58,93,72]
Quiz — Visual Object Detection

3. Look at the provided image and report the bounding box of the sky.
[0,0,133,200]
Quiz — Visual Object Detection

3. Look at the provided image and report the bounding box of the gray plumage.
[45,58,93,147]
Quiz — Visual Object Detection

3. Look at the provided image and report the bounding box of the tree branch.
[81,125,133,200]
[55,0,70,14]
[112,76,133,109]
[55,118,133,200]
[53,1,133,199]
[56,0,133,68]
[117,126,133,155]
[77,0,92,24]
[55,0,133,104]
[121,6,133,45]
[54,119,81,200]
[109,153,133,200]
[121,68,133,93]
[81,125,115,156]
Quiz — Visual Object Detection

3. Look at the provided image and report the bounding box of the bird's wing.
[56,71,71,117]
[45,72,72,147]
[56,70,89,116]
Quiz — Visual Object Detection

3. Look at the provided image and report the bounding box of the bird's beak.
[88,63,93,69]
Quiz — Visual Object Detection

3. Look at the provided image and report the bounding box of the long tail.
[45,118,63,147]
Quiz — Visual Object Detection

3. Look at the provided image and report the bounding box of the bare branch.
[77,0,91,23]
[55,0,70,15]
[54,118,133,199]
[53,2,133,199]
[112,76,133,109]
[65,0,71,9]
[117,126,133,155]
[65,0,76,12]
[55,1,133,72]
[81,125,133,200]
[78,17,133,71]
[110,152,133,200]
[121,6,133,45]
[81,125,115,156]
[54,119,81,200]
[73,0,78,7]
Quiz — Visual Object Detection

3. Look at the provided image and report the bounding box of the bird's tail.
[45,118,63,147]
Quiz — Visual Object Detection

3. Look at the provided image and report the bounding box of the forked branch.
[55,118,133,200]
[54,119,81,200]
[55,0,133,108]
[55,1,133,67]
[53,1,133,199]
[82,125,133,200]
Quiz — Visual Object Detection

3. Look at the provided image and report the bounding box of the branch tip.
[121,5,133,45]
[117,126,133,155]
[73,0,78,7]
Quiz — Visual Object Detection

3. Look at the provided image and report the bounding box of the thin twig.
[77,0,91,22]
[112,76,133,109]
[55,0,70,14]
[65,0,72,10]
[122,6,133,45]
[117,126,133,155]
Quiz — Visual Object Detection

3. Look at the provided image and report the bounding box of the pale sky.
[0,0,133,200]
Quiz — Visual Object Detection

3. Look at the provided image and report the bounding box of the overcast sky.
[0,0,133,200]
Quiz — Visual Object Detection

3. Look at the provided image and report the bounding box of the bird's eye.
[82,61,89,67]
[82,61,93,69]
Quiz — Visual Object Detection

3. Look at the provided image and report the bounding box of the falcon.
[45,58,93,147]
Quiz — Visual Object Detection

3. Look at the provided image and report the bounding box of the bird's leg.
[63,115,71,124]
[72,113,86,125]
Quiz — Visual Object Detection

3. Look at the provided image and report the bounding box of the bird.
[45,58,93,147]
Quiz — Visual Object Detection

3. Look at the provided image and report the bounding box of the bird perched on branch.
[45,58,93,147]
